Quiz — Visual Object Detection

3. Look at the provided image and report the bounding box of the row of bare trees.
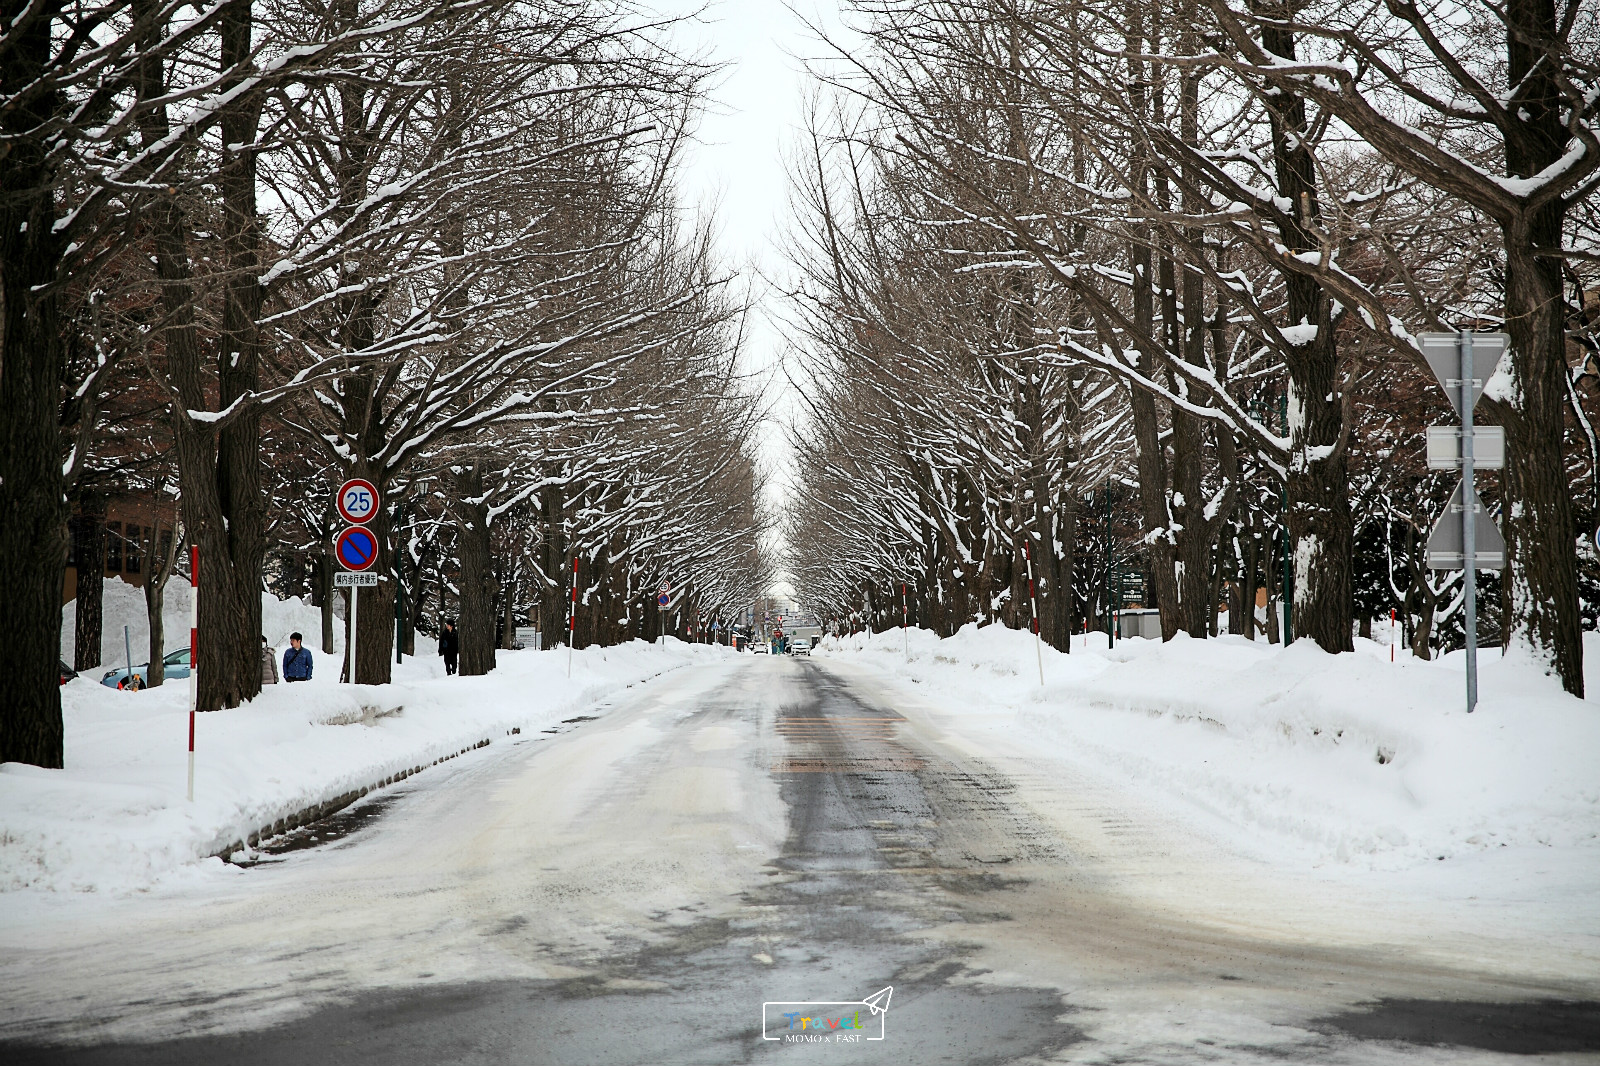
[784,0,1599,687]
[1,0,769,768]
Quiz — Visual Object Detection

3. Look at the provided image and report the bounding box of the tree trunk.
[0,0,69,766]
[1479,0,1583,693]
[144,516,181,687]
[313,551,337,654]
[352,503,395,685]
[1499,238,1582,692]
[72,497,107,672]
[1241,512,1260,640]
[454,463,498,675]
[1264,535,1282,645]
[143,0,266,711]
[1411,586,1435,661]
[1256,13,1354,655]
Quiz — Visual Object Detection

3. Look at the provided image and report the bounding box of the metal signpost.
[334,478,381,685]
[901,582,908,661]
[1023,539,1044,686]
[569,557,579,677]
[658,583,671,645]
[1421,332,1508,714]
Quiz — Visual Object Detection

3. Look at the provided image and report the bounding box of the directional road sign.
[1426,480,1506,569]
[336,478,381,525]
[336,525,379,571]
[1420,332,1507,417]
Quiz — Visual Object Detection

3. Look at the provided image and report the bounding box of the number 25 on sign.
[337,477,380,525]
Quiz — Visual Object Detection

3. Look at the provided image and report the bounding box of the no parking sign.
[335,526,379,571]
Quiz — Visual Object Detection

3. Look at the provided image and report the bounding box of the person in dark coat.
[439,620,459,675]
[283,632,313,682]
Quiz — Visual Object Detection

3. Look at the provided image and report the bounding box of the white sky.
[652,1,859,593]
[654,1,850,324]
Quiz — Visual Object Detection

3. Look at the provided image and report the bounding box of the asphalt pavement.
[3,656,1597,1064]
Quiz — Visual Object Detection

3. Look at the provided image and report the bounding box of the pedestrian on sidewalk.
[439,619,459,676]
[283,632,314,682]
[261,636,279,685]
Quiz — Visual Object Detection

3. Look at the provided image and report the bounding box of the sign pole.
[347,581,359,684]
[1461,331,1478,713]
[901,582,908,660]
[568,556,578,677]
[1024,539,1044,686]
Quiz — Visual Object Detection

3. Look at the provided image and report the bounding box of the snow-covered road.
[3,655,1596,1064]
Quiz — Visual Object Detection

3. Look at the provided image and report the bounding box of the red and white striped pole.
[1391,607,1396,662]
[1023,539,1044,686]
[567,556,578,678]
[187,544,198,802]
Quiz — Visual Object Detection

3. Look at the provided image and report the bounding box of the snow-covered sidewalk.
[2,634,732,896]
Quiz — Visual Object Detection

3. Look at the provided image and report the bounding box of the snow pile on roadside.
[62,576,340,674]
[818,624,1600,869]
[61,576,198,669]
[1,632,730,895]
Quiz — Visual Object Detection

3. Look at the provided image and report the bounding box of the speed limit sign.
[336,478,380,525]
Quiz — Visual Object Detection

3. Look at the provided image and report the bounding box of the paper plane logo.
[762,986,892,1044]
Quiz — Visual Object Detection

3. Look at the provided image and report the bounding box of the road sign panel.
[334,572,379,587]
[1420,333,1507,416]
[1426,480,1505,569]
[336,525,379,571]
[658,592,670,607]
[1426,425,1505,470]
[336,478,381,525]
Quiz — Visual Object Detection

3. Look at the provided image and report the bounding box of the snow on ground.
[817,624,1600,874]
[61,576,198,669]
[62,575,340,674]
[4,596,732,896]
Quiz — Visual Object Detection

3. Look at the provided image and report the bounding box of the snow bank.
[4,620,730,895]
[818,624,1600,870]
[62,576,339,672]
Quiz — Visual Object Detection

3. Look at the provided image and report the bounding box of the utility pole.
[1280,387,1292,645]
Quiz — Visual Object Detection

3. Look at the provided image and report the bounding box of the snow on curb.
[211,735,497,862]
[2,637,730,895]
[818,624,1600,870]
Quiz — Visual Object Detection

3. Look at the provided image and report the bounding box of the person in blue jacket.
[283,632,314,682]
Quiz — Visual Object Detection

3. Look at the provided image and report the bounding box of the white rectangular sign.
[334,572,379,587]
[1426,425,1505,470]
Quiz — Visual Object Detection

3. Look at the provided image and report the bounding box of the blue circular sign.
[336,526,379,572]
[657,592,670,607]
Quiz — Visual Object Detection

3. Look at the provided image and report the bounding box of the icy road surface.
[3,656,1597,1064]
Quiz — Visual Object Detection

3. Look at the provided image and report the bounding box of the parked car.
[102,648,192,690]
[751,642,768,655]
[59,660,77,685]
